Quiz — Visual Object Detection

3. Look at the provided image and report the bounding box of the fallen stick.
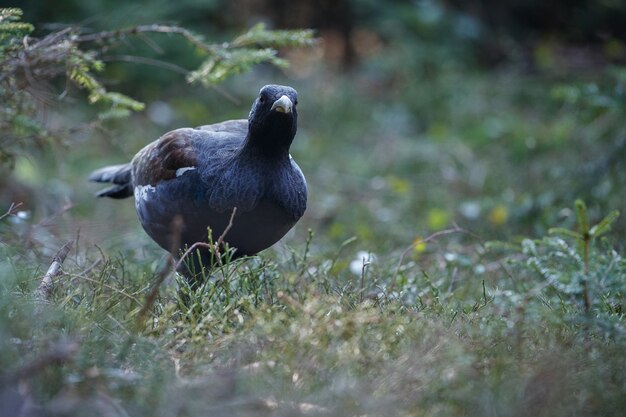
[36,241,74,301]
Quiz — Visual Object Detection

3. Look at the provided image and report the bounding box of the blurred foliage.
[0,8,142,166]
[1,203,624,415]
[0,7,314,168]
[188,22,315,86]
[446,0,626,43]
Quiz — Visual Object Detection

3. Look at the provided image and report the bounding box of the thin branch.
[0,202,23,221]
[69,273,145,307]
[101,54,189,75]
[215,207,238,248]
[35,200,73,228]
[36,240,74,301]
[76,24,215,53]
[174,206,238,272]
[208,83,241,106]
[136,31,165,54]
[76,258,102,277]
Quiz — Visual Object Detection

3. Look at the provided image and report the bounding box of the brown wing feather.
[132,128,198,186]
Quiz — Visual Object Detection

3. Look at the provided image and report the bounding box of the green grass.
[1,200,624,415]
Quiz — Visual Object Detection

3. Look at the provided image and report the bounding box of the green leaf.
[97,108,132,120]
[574,199,589,234]
[521,238,537,256]
[232,23,316,48]
[188,48,287,86]
[589,210,620,238]
[484,240,521,252]
[548,227,583,240]
[0,8,34,53]
[100,92,145,112]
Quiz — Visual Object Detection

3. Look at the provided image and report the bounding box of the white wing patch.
[134,184,156,202]
[175,166,197,177]
[290,154,307,192]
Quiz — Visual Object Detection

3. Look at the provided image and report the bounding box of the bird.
[89,84,307,284]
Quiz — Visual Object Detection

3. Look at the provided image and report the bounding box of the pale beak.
[270,95,293,114]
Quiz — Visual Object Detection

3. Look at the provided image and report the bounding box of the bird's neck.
[239,143,291,163]
[241,130,294,160]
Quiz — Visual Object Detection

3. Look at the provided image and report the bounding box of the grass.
[1,45,626,416]
[1,204,624,415]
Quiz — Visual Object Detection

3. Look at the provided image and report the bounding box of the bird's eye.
[294,99,298,105]
[259,95,265,103]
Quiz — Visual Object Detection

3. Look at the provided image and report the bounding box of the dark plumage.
[90,85,307,281]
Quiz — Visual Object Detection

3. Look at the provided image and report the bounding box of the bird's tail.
[88,163,133,199]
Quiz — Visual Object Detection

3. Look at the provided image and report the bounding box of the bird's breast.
[132,169,300,257]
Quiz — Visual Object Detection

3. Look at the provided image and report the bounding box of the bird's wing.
[131,128,199,186]
[280,155,308,219]
[196,119,248,135]
[131,123,246,187]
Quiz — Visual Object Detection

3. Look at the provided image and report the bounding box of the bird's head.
[247,84,298,154]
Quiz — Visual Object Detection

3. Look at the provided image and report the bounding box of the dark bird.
[89,85,307,282]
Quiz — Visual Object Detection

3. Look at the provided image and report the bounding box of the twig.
[76,258,102,277]
[35,200,73,228]
[0,202,23,221]
[93,244,107,263]
[100,54,189,75]
[70,273,144,307]
[208,84,241,106]
[174,207,238,272]
[36,241,74,301]
[136,31,165,54]
[76,24,215,53]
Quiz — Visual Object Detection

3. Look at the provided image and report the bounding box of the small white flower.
[459,201,481,219]
[349,251,376,276]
